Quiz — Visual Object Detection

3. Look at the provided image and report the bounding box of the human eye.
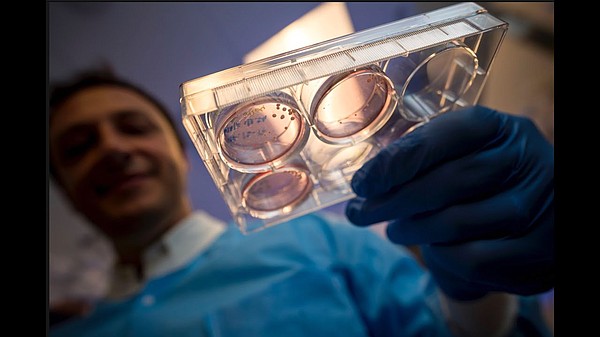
[116,110,159,135]
[56,128,97,164]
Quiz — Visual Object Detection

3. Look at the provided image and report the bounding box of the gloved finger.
[346,159,550,228]
[347,113,553,227]
[351,105,504,198]
[364,145,517,218]
[384,186,554,245]
[422,207,554,300]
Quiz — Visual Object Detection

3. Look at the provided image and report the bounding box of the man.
[48,69,553,336]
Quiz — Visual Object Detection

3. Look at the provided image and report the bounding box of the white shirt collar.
[107,211,226,299]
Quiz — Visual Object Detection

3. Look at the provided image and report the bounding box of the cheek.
[175,150,189,175]
[150,140,188,177]
[54,158,97,201]
[163,138,188,170]
[167,150,189,185]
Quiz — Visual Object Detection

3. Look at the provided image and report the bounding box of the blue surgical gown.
[49,213,551,337]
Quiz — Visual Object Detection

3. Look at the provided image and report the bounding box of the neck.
[111,200,193,273]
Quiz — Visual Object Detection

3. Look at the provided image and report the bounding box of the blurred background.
[48,1,554,332]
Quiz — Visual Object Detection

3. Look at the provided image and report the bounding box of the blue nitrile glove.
[345,105,554,300]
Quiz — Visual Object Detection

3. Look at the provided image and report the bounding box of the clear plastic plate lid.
[180,2,508,233]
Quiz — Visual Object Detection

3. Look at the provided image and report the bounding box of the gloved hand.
[345,105,554,300]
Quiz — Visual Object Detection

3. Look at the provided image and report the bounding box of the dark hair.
[49,67,186,181]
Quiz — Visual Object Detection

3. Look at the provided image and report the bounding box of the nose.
[95,124,134,169]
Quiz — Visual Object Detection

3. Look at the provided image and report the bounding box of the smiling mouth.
[94,155,156,197]
[95,174,152,197]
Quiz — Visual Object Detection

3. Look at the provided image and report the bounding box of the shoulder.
[263,211,373,241]
[216,211,367,251]
[260,211,407,256]
[215,211,413,262]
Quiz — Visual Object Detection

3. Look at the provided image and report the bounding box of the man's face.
[49,85,189,240]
